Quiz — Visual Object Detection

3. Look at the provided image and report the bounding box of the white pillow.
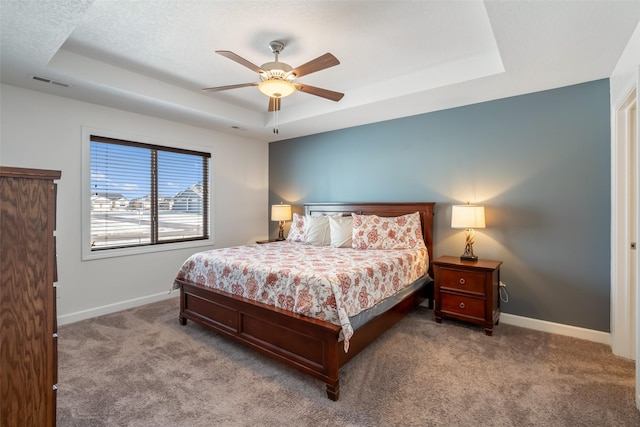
[329,216,353,248]
[304,215,332,246]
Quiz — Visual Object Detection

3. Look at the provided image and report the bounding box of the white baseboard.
[500,313,611,346]
[57,291,179,326]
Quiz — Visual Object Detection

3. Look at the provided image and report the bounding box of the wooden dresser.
[433,255,502,336]
[1,167,61,427]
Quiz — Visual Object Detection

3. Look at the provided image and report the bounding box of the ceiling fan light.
[258,79,296,98]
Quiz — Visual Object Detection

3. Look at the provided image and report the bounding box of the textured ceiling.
[1,0,639,142]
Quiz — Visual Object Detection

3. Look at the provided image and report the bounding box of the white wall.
[611,22,640,107]
[0,84,269,324]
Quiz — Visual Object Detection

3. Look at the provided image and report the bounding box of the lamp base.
[460,239,478,262]
[277,221,285,241]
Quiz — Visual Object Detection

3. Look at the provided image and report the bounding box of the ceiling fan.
[202,41,344,133]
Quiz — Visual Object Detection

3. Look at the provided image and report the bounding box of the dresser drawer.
[440,268,486,294]
[440,293,485,320]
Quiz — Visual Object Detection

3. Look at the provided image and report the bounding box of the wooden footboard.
[178,277,429,400]
[178,279,344,399]
[178,202,435,400]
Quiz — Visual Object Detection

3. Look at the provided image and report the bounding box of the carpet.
[56,297,638,426]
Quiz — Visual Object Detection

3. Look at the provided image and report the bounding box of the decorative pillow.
[286,212,306,242]
[351,212,425,250]
[304,215,333,246]
[328,215,353,248]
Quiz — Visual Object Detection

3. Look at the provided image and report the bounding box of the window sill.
[81,237,214,261]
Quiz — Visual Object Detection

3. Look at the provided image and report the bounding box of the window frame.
[81,127,214,261]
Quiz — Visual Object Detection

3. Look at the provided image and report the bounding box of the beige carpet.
[56,297,638,426]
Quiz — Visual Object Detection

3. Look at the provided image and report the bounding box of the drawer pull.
[459,302,466,309]
[459,278,466,285]
[53,333,58,338]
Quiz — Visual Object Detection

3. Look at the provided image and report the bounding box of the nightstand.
[433,255,502,336]
[255,239,281,244]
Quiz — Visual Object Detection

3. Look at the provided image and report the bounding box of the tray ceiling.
[1,0,639,142]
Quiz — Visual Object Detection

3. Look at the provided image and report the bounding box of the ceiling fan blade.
[294,84,344,102]
[202,82,259,92]
[268,97,281,112]
[216,50,264,73]
[290,53,340,78]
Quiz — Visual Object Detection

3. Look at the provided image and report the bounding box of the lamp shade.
[451,205,485,229]
[271,204,292,222]
[259,79,296,98]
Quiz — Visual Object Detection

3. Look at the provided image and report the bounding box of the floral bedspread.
[173,241,428,350]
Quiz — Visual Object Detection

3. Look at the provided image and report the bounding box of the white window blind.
[89,135,210,251]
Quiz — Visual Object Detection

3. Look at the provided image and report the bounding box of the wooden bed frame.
[176,202,435,401]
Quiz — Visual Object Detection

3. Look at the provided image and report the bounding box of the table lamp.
[451,203,486,261]
[271,203,292,241]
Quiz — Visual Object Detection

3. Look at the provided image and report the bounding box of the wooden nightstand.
[255,239,281,244]
[433,256,502,336]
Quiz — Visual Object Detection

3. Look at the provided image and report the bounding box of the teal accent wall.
[269,79,611,332]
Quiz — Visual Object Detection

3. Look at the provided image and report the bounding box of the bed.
[174,202,435,400]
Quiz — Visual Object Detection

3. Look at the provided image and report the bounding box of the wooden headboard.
[304,202,436,278]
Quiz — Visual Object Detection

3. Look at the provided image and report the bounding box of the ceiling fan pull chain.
[273,109,279,134]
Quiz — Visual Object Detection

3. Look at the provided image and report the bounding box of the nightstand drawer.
[440,268,486,294]
[440,293,485,320]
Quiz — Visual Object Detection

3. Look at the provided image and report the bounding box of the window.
[84,132,210,257]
